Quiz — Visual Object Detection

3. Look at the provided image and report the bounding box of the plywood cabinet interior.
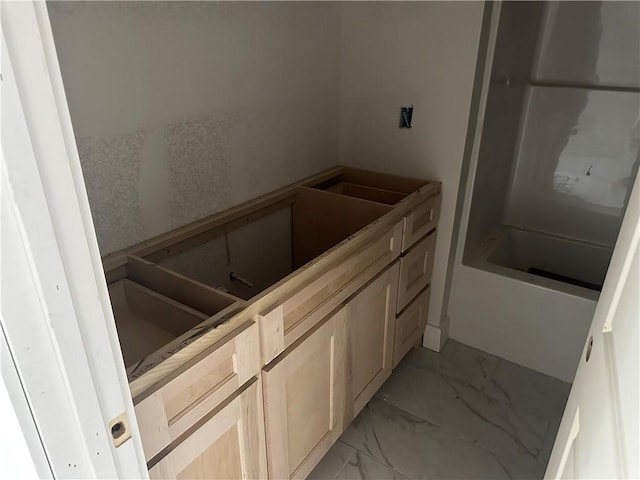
[148,378,267,480]
[347,262,400,418]
[262,308,347,480]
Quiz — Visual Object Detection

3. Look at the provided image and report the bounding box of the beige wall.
[50,1,485,333]
[48,1,341,254]
[337,2,484,329]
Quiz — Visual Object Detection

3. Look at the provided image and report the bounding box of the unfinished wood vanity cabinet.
[262,307,347,480]
[99,166,441,480]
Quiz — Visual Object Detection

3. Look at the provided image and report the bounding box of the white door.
[545,169,640,479]
[1,1,148,477]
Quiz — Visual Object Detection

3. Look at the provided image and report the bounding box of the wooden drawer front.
[397,232,436,313]
[135,321,260,462]
[259,221,402,365]
[148,378,267,480]
[262,308,347,480]
[348,262,399,419]
[402,194,441,252]
[393,286,430,368]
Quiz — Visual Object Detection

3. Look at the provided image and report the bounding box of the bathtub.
[467,227,612,301]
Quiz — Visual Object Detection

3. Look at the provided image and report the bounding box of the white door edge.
[1,1,148,477]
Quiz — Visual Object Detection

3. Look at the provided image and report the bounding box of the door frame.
[1,1,147,477]
[545,159,640,478]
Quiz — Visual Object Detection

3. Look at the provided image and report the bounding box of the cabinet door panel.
[397,232,436,313]
[401,194,441,252]
[394,286,430,367]
[135,321,260,461]
[347,262,399,418]
[262,309,347,480]
[148,377,266,480]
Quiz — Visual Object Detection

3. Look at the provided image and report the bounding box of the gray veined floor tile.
[376,361,549,473]
[335,451,410,480]
[482,359,571,422]
[435,437,540,480]
[308,441,356,480]
[340,397,459,479]
[405,340,500,390]
[535,419,562,476]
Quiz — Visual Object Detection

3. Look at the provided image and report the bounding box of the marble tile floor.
[308,340,571,480]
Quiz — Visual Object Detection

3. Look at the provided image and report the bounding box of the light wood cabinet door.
[393,286,430,368]
[262,308,347,480]
[397,232,436,313]
[401,194,441,252]
[134,321,260,461]
[148,377,267,480]
[346,262,400,418]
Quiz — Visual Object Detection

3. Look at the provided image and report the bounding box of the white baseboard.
[423,315,450,352]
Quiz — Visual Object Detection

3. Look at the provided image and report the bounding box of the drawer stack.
[393,194,441,367]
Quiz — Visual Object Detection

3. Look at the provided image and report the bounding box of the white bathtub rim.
[465,227,602,302]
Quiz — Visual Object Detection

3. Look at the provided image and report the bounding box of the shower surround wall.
[448,1,640,382]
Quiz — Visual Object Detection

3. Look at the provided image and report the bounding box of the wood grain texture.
[262,308,347,480]
[148,377,266,480]
[135,322,260,461]
[106,167,443,480]
[393,286,431,367]
[102,167,439,397]
[401,194,442,252]
[346,262,400,418]
[125,179,437,394]
[397,231,437,313]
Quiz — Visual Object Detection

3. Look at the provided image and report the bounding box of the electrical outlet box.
[400,106,413,128]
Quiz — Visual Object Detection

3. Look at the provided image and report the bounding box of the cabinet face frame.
[147,378,267,480]
[346,262,400,419]
[261,308,347,480]
[258,221,402,366]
